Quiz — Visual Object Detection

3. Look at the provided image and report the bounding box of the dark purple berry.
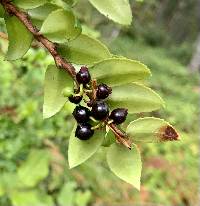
[68,95,82,104]
[109,108,128,125]
[91,101,109,120]
[75,123,94,140]
[76,66,91,84]
[96,84,112,99]
[73,106,90,123]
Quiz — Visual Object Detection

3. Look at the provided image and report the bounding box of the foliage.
[0,0,198,205]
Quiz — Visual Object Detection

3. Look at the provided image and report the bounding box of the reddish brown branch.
[0,0,77,81]
[0,0,132,149]
[108,122,132,149]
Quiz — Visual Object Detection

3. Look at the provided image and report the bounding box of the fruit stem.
[89,116,99,123]
[107,122,132,150]
[74,84,83,96]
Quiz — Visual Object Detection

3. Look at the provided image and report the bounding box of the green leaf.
[102,130,115,147]
[88,0,132,25]
[40,9,81,43]
[57,182,76,206]
[43,65,73,119]
[108,83,164,113]
[10,190,54,206]
[90,58,151,87]
[68,125,105,168]
[58,34,111,65]
[18,150,50,187]
[126,117,179,143]
[28,3,60,25]
[5,16,33,60]
[28,3,60,29]
[13,0,47,9]
[107,143,142,190]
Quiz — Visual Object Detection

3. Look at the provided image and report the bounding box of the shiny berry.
[96,84,112,99]
[73,106,90,123]
[91,101,109,120]
[109,108,128,125]
[75,123,94,140]
[76,66,91,84]
[68,95,82,104]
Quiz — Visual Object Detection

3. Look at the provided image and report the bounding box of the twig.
[0,0,132,149]
[108,122,132,149]
[0,0,77,82]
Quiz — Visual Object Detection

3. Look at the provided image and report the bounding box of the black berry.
[73,106,90,123]
[96,84,112,99]
[91,101,109,120]
[68,95,82,104]
[76,66,91,84]
[109,108,128,125]
[75,123,94,140]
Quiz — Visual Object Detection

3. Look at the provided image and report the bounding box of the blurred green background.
[0,0,199,205]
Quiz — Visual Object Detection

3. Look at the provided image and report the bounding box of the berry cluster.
[69,66,128,140]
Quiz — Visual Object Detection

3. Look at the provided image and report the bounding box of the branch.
[0,0,77,82]
[107,122,132,150]
[0,0,132,149]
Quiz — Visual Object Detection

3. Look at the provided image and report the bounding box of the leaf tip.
[159,125,179,142]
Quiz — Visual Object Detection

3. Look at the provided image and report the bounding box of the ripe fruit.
[75,123,94,140]
[109,108,128,125]
[96,84,112,99]
[91,101,109,120]
[73,106,90,123]
[76,66,91,84]
[68,95,82,104]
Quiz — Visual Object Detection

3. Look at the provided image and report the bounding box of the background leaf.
[17,150,50,187]
[90,58,151,87]
[43,65,73,119]
[13,0,47,9]
[68,125,105,168]
[40,9,81,43]
[88,0,132,25]
[126,117,179,143]
[58,34,111,65]
[107,143,142,190]
[57,182,76,206]
[108,83,164,113]
[5,16,33,60]
[10,190,54,206]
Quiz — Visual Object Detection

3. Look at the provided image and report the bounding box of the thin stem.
[0,0,132,149]
[107,122,132,150]
[0,0,77,83]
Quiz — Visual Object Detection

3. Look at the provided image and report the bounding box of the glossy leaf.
[107,143,142,190]
[17,150,50,187]
[108,83,164,113]
[126,117,179,143]
[5,16,33,60]
[40,9,81,43]
[58,34,111,65]
[90,58,151,87]
[43,65,73,119]
[68,125,105,168]
[10,190,54,206]
[13,0,47,9]
[88,0,132,25]
[102,130,115,147]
